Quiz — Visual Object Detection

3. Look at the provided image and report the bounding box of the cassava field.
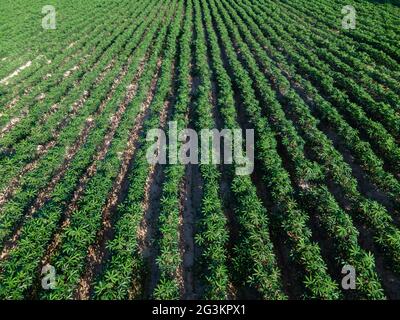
[0,0,399,301]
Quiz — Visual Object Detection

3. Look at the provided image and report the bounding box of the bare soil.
[0,61,32,85]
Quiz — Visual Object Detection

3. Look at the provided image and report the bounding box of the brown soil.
[177,58,200,299]
[5,97,20,110]
[0,61,32,85]
[138,54,178,298]
[138,94,173,298]
[63,65,80,78]
[180,163,200,300]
